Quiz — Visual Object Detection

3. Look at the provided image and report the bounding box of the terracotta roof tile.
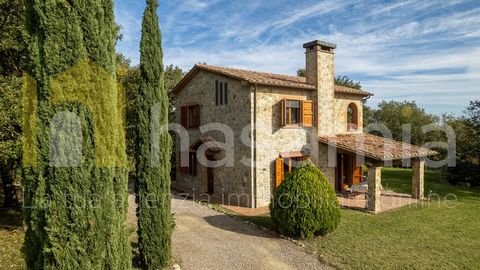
[318,133,438,161]
[171,64,373,96]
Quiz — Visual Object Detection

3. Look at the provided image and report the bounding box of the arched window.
[347,103,358,131]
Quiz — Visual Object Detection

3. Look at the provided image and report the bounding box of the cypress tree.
[22,1,130,269]
[136,0,173,268]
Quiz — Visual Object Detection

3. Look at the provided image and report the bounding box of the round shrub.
[270,161,341,239]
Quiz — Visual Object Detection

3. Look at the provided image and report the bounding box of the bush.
[270,161,341,239]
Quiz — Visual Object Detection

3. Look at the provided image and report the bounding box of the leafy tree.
[270,161,340,239]
[0,75,22,208]
[23,1,130,268]
[296,68,362,89]
[335,75,362,89]
[117,54,141,178]
[164,64,185,122]
[0,0,24,209]
[366,100,439,146]
[296,68,306,77]
[163,65,184,180]
[465,100,480,132]
[136,0,173,268]
[445,101,480,187]
[0,0,25,75]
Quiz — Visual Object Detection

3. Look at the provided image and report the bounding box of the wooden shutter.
[275,157,284,188]
[180,106,188,128]
[280,98,286,127]
[224,83,228,105]
[193,104,201,128]
[301,100,314,127]
[215,81,219,105]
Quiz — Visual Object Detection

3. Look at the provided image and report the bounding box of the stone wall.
[253,86,317,207]
[173,70,367,208]
[333,93,364,134]
[174,71,254,207]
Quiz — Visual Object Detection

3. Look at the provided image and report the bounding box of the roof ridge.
[196,63,299,79]
[196,64,370,93]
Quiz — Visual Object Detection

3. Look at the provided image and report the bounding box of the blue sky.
[115,0,480,115]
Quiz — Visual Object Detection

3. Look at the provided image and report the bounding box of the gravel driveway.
[171,196,331,270]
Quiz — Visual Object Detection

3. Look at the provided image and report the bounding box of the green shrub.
[270,161,341,239]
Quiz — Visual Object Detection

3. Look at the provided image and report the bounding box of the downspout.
[362,95,371,103]
[251,83,258,208]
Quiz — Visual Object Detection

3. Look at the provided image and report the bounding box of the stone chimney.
[303,40,336,136]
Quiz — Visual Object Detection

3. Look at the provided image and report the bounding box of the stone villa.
[169,40,437,212]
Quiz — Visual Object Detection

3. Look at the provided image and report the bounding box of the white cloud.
[117,0,480,114]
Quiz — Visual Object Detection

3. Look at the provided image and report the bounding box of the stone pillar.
[412,158,425,199]
[367,166,382,212]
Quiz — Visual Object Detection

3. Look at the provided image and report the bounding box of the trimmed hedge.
[270,161,341,239]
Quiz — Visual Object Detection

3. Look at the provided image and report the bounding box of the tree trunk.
[1,163,22,209]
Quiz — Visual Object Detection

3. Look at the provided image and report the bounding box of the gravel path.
[171,196,331,270]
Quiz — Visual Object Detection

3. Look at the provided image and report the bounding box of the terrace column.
[412,158,425,199]
[367,165,382,213]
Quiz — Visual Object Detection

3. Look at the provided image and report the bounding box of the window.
[215,81,228,105]
[181,104,200,129]
[280,99,314,127]
[347,103,358,131]
[286,100,300,125]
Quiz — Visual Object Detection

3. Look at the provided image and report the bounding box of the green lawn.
[222,168,480,269]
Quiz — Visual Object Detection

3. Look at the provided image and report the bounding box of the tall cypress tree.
[23,1,130,269]
[136,0,173,268]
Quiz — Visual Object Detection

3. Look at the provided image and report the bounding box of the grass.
[0,208,24,270]
[2,168,479,269]
[216,168,480,269]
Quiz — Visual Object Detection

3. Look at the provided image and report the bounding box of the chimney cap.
[303,40,336,49]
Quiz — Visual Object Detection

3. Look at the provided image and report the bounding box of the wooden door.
[206,154,214,194]
[207,166,214,194]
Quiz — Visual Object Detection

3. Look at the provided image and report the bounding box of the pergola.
[319,133,438,212]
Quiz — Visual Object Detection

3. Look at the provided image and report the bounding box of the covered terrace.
[319,133,438,213]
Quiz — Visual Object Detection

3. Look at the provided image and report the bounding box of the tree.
[0,0,25,75]
[164,64,185,122]
[446,101,480,187]
[296,68,306,77]
[23,1,130,268]
[270,161,340,239]
[0,75,22,208]
[136,0,173,268]
[163,65,184,180]
[367,100,439,146]
[0,0,24,209]
[465,100,480,132]
[296,68,362,89]
[335,75,362,89]
[117,54,141,178]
